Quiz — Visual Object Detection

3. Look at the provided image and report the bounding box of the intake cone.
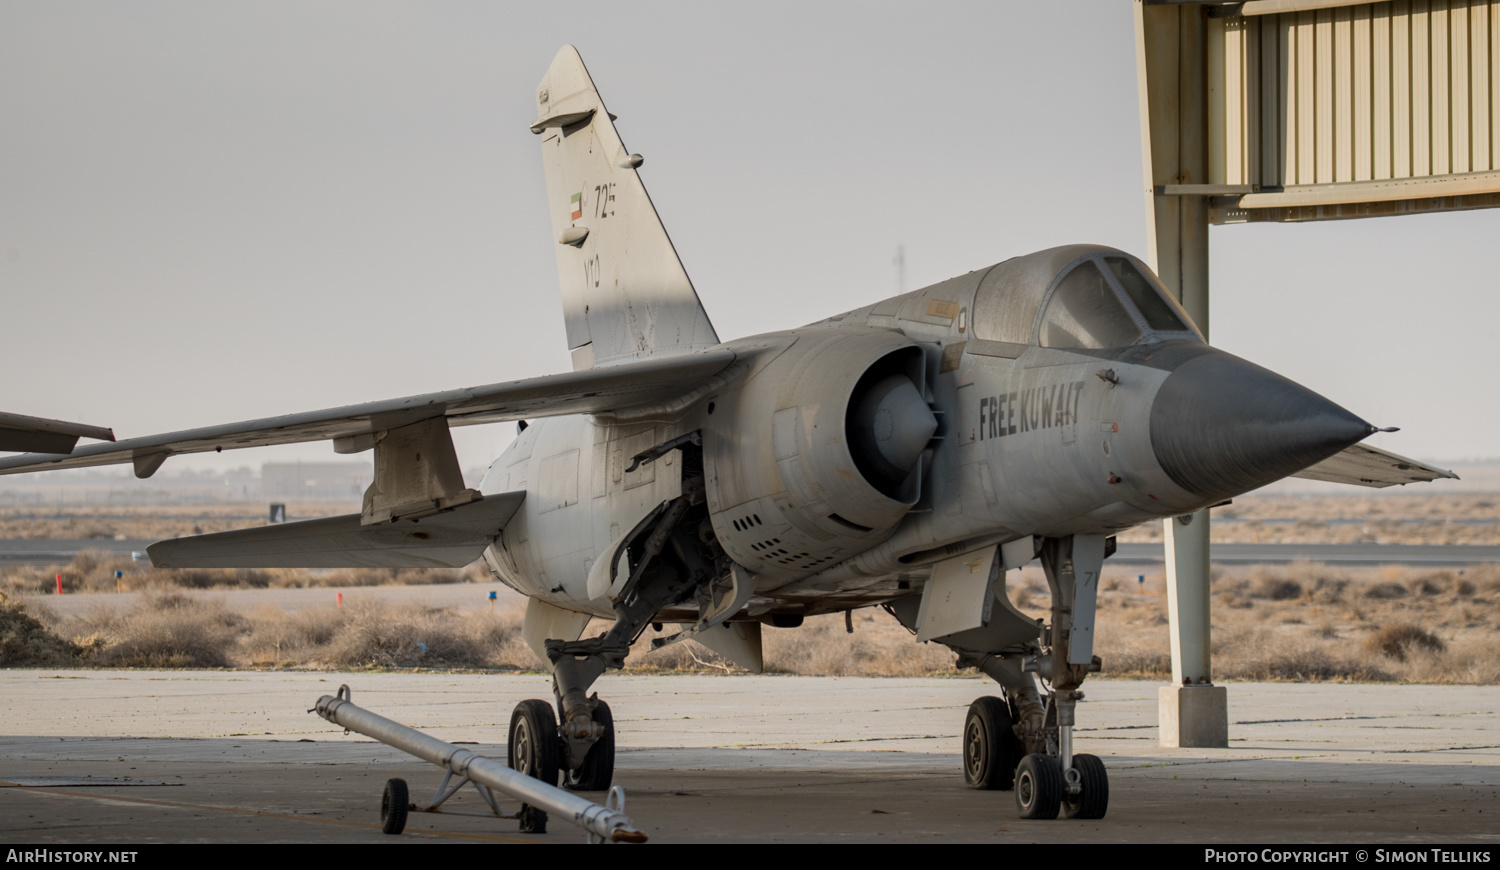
[847,374,937,495]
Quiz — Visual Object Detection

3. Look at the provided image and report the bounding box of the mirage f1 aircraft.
[0,47,1455,821]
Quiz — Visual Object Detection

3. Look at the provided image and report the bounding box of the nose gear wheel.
[1015,754,1063,820]
[508,699,561,787]
[562,699,615,791]
[1061,753,1109,819]
[963,696,1024,790]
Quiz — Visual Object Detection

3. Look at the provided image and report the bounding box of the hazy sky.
[2,1,1496,481]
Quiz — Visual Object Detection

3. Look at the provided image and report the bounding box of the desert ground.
[2,494,1496,684]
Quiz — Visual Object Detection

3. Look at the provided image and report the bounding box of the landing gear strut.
[942,534,1111,820]
[522,442,727,792]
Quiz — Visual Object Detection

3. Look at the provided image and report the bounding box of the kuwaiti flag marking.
[570,192,583,221]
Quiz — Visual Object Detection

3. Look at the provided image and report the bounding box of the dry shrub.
[0,599,81,666]
[0,553,492,597]
[1268,561,1351,603]
[1213,574,1250,608]
[273,567,476,589]
[161,568,278,590]
[761,611,958,676]
[241,605,344,666]
[628,637,736,672]
[1249,571,1303,601]
[1095,631,1170,678]
[1365,582,1409,600]
[93,590,245,668]
[1407,573,1449,597]
[1392,636,1500,684]
[312,600,536,670]
[1304,575,1349,604]
[1363,623,1446,662]
[1470,565,1500,594]
[1213,626,1391,682]
[319,600,482,668]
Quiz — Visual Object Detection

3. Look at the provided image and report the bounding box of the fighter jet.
[0,46,1454,821]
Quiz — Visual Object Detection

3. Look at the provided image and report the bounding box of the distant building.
[261,462,370,502]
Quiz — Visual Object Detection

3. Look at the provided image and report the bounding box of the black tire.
[1014,753,1063,820]
[508,699,560,787]
[380,778,409,835]
[563,699,615,792]
[963,696,1025,790]
[1061,753,1109,820]
[518,803,548,834]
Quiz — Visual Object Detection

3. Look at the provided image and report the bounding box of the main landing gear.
[943,534,1112,820]
[511,444,722,794]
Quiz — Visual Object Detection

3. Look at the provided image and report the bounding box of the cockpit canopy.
[972,245,1201,349]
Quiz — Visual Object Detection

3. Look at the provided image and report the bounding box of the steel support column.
[1135,0,1229,749]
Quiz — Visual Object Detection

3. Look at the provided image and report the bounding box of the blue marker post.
[116,570,124,594]
[489,590,498,613]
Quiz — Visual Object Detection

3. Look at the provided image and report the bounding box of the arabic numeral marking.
[593,181,616,219]
[584,254,601,288]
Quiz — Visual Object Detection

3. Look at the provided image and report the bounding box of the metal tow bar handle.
[312,687,647,843]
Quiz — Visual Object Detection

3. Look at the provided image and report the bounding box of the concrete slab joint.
[1159,684,1229,748]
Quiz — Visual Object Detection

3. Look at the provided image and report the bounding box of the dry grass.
[3,559,1493,684]
[759,610,959,676]
[1362,623,1446,662]
[0,598,82,666]
[2,591,542,672]
[1072,560,1499,684]
[74,590,245,668]
[1,497,1496,683]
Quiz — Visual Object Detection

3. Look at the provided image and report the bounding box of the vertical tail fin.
[534,46,719,370]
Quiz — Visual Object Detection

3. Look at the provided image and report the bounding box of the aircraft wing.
[1291,443,1457,488]
[148,491,525,569]
[0,411,115,454]
[0,349,735,477]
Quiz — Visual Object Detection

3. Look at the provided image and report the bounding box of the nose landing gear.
[943,534,1112,820]
[962,690,1110,821]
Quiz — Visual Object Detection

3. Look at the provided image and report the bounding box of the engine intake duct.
[847,369,937,501]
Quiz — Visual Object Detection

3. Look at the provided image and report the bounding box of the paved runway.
[1,672,1495,843]
[1113,541,1500,567]
[0,539,152,567]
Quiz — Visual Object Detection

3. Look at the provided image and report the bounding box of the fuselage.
[479,244,1371,620]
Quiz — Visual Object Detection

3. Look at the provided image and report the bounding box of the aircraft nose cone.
[1149,351,1374,502]
[849,374,937,483]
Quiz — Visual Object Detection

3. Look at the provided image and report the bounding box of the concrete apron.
[1,672,1496,843]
